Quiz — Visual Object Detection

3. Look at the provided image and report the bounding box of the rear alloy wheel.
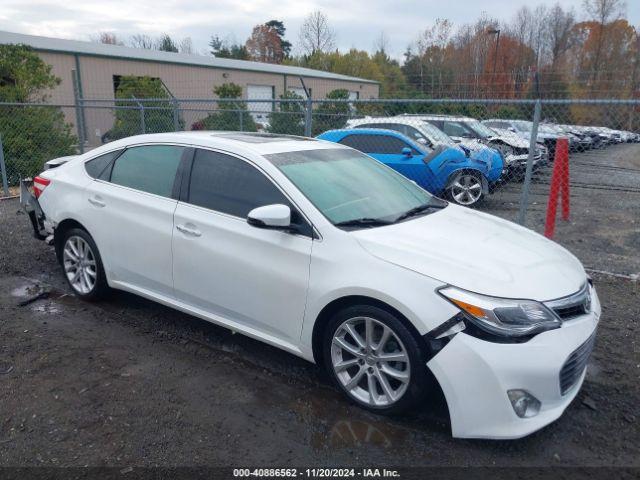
[449,172,484,206]
[324,305,431,414]
[61,228,109,301]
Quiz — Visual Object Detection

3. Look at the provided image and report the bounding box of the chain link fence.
[2,97,639,273]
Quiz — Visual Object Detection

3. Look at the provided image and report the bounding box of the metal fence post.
[304,97,313,137]
[0,134,9,196]
[238,102,244,132]
[172,98,180,131]
[72,71,85,154]
[140,104,146,134]
[517,99,542,226]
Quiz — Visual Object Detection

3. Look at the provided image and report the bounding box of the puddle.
[291,392,412,451]
[11,283,42,298]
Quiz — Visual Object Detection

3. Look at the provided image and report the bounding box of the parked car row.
[482,119,640,153]
[315,115,548,207]
[313,114,637,207]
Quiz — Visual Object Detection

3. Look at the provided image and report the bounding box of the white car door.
[82,144,187,298]
[172,148,313,344]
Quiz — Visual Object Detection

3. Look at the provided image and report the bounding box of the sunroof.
[212,133,312,143]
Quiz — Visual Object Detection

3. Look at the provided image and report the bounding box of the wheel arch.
[53,218,90,263]
[311,295,426,368]
[445,168,489,194]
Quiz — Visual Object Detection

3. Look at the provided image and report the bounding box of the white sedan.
[21,132,600,439]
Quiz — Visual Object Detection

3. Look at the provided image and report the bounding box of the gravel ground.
[0,143,639,469]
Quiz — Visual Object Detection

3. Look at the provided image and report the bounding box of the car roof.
[318,128,427,150]
[92,131,338,156]
[349,117,426,127]
[399,114,476,122]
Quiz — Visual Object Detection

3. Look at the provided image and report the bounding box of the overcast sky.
[1,0,638,60]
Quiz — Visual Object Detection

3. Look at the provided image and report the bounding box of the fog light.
[507,389,541,418]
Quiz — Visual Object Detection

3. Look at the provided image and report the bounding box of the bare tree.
[545,4,576,70]
[94,32,123,45]
[374,31,389,54]
[298,10,335,55]
[583,0,627,84]
[179,37,194,54]
[583,0,625,24]
[130,34,155,49]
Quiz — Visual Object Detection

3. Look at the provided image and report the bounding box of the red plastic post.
[559,140,570,220]
[544,138,570,238]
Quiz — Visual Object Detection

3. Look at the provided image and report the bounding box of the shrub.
[107,76,181,141]
[312,89,350,136]
[0,44,76,183]
[268,91,305,136]
[192,83,257,132]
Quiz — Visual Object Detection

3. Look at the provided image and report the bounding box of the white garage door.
[288,87,307,98]
[247,85,274,123]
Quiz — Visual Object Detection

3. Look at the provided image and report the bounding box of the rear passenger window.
[339,134,418,155]
[109,145,184,197]
[84,150,122,178]
[188,149,289,218]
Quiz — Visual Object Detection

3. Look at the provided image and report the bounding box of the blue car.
[317,128,503,206]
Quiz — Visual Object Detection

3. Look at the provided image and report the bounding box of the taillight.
[33,176,51,199]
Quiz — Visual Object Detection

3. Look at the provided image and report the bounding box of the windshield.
[266,148,437,226]
[465,121,497,139]
[418,121,455,145]
[538,124,559,134]
[512,121,532,132]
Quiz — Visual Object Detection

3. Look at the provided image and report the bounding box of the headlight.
[439,286,561,338]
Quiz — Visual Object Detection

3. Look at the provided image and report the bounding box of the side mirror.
[247,204,291,229]
[401,147,413,157]
[416,137,428,145]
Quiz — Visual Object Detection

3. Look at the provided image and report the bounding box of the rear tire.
[323,305,431,415]
[60,228,109,301]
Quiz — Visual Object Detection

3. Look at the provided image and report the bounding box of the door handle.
[88,197,106,208]
[176,224,202,237]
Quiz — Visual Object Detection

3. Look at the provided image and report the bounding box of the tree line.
[95,0,638,100]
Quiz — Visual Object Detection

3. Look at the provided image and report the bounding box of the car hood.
[487,133,530,149]
[352,205,586,301]
[457,139,485,152]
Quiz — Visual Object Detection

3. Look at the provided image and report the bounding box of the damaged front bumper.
[426,290,601,439]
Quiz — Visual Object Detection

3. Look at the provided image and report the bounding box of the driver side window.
[187,149,290,218]
[442,121,470,138]
[404,126,431,145]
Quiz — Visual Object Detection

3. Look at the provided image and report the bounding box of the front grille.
[559,330,597,395]
[545,283,591,320]
[553,303,587,319]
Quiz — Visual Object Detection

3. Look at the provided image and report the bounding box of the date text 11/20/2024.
[233,468,401,477]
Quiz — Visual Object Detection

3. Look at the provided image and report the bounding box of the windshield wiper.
[334,217,393,228]
[393,202,447,223]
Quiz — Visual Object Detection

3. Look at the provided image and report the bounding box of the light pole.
[487,28,501,76]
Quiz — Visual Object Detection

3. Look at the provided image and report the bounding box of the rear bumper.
[427,293,600,439]
[20,179,49,240]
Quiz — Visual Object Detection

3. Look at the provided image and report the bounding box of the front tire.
[448,171,484,206]
[323,305,431,415]
[60,228,109,301]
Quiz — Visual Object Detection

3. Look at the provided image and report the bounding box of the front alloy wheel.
[449,172,483,206]
[331,317,411,407]
[324,305,433,415]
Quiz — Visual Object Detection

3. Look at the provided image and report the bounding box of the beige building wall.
[33,50,379,148]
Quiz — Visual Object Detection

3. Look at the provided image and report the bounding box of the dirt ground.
[0,144,639,470]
